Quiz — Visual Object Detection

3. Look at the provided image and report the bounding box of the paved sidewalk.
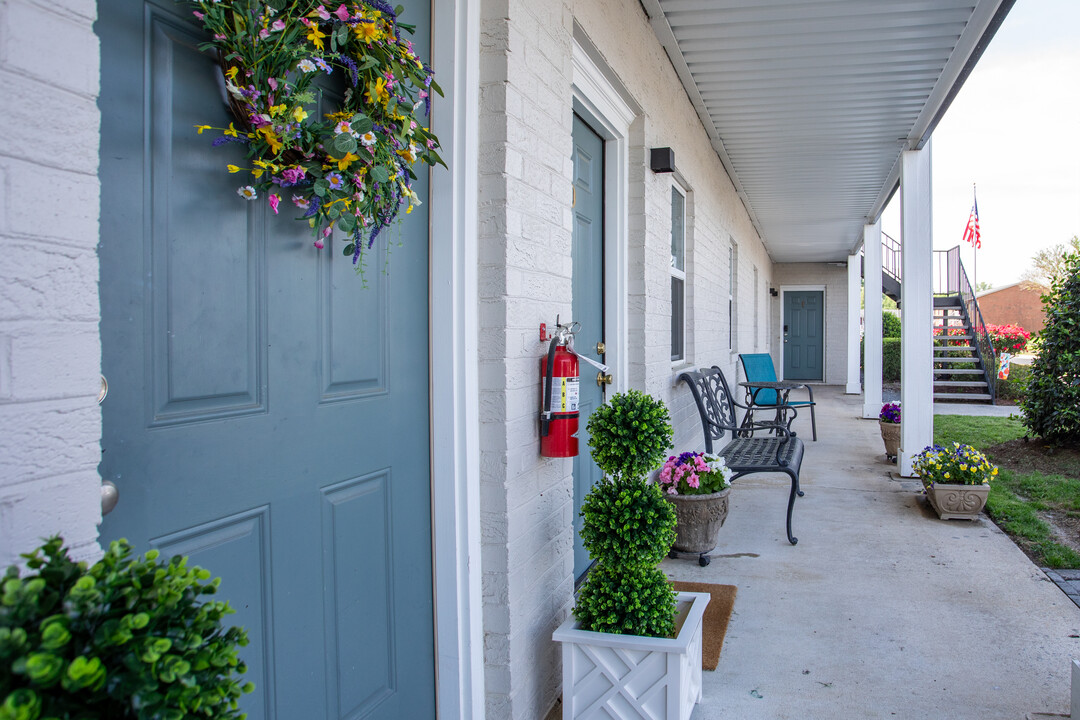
[665,386,1079,720]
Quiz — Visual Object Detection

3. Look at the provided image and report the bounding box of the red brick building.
[977,282,1049,335]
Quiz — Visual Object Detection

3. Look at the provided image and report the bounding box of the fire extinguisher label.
[550,377,580,412]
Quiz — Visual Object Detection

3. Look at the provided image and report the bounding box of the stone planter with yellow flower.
[912,442,998,520]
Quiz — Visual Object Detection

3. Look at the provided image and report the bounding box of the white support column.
[862,221,883,417]
[898,141,934,477]
[846,252,863,394]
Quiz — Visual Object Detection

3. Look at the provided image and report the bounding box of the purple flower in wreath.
[273,167,307,187]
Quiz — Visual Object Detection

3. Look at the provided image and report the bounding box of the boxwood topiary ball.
[579,478,677,567]
[586,390,673,482]
[573,563,677,638]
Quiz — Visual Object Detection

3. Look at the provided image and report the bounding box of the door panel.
[783,291,823,381]
[97,2,435,717]
[571,115,605,580]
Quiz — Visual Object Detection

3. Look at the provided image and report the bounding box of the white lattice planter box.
[552,591,710,719]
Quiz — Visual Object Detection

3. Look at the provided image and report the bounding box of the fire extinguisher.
[540,321,581,457]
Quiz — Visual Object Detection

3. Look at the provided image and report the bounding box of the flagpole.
[972,183,977,295]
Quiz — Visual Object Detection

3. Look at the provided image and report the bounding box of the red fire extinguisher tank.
[540,340,580,457]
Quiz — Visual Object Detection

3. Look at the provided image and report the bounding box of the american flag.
[962,194,981,249]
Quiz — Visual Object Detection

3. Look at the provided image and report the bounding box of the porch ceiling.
[643,0,1014,262]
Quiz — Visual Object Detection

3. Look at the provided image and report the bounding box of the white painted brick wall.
[479,0,777,717]
[0,0,102,566]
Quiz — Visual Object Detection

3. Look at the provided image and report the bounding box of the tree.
[1022,236,1080,286]
[1020,249,1080,445]
[976,281,994,293]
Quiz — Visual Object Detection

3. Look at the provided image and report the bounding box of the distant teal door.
[571,115,606,580]
[96,2,435,718]
[783,291,824,381]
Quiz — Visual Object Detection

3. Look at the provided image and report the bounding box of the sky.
[880,0,1080,289]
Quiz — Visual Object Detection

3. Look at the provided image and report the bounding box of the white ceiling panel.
[642,0,1014,262]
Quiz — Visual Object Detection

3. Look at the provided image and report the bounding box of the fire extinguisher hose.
[540,336,560,437]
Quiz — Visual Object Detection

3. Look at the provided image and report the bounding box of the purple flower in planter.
[879,402,901,424]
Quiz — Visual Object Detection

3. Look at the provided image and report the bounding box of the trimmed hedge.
[883,338,901,382]
[882,312,902,338]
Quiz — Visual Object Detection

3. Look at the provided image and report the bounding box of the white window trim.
[728,240,738,354]
[778,285,827,383]
[670,182,687,365]
[571,29,637,394]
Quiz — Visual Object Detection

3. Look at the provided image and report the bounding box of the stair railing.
[882,232,901,284]
[933,246,961,296]
[957,256,997,403]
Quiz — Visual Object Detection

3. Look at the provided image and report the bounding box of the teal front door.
[571,115,607,580]
[97,3,436,718]
[783,290,824,381]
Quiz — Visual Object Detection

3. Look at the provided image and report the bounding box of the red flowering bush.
[983,323,1031,355]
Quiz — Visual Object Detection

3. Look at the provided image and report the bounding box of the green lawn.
[933,415,1080,568]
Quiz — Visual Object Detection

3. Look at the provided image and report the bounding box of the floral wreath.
[189,0,443,267]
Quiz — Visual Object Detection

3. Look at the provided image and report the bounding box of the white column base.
[898,449,918,478]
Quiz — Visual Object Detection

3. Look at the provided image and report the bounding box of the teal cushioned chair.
[737,353,817,441]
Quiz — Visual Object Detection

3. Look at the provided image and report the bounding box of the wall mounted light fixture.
[650,147,675,173]
[769,288,779,297]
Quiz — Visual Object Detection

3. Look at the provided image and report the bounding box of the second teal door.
[783,290,824,381]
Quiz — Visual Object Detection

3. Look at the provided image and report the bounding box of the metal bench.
[677,366,806,545]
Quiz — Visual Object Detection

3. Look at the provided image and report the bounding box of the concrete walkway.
[664,386,1080,720]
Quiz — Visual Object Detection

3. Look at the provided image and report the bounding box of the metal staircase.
[866,239,996,403]
[932,246,996,403]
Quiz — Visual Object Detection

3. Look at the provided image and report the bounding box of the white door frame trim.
[778,285,827,382]
[429,0,483,716]
[571,33,638,394]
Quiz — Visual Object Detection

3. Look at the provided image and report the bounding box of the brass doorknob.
[596,342,606,355]
[597,372,613,387]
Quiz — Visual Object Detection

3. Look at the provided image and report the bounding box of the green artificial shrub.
[1,537,252,720]
[883,338,901,383]
[572,563,676,638]
[575,390,677,638]
[585,389,673,483]
[579,479,677,569]
[1022,251,1080,445]
[882,312,901,338]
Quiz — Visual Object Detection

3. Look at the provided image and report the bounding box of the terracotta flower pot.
[879,420,900,459]
[926,483,990,520]
[667,488,731,553]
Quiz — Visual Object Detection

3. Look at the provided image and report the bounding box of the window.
[670,186,686,362]
[728,240,738,351]
[753,265,760,351]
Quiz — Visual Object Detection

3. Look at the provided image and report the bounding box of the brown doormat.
[672,581,737,671]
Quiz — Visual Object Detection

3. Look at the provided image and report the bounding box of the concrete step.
[934,368,985,375]
[934,357,984,364]
[934,392,994,401]
[934,346,977,352]
[934,380,990,388]
[932,334,973,340]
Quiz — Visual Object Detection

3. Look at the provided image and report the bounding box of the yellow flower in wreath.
[307,25,327,50]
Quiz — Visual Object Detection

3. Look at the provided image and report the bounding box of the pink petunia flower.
[268,194,281,214]
[333,4,351,21]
